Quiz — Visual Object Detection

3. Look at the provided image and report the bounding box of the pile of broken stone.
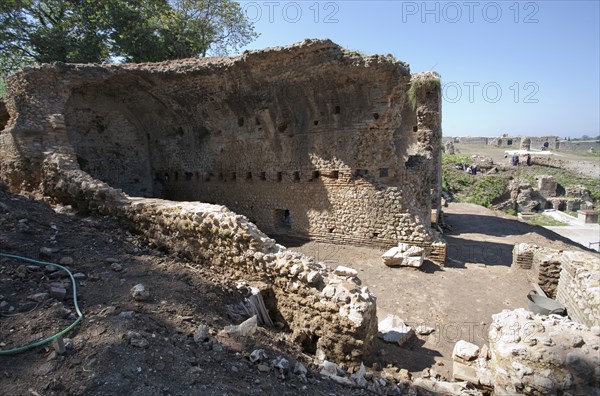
[382,243,425,268]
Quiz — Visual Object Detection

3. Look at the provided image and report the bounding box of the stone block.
[453,340,480,361]
[452,361,478,384]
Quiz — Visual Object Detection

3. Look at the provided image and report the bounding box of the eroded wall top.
[0,39,442,246]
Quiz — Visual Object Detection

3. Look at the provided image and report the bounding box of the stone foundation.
[0,39,447,365]
[0,39,442,248]
[488,309,599,395]
[513,243,600,328]
[556,251,600,328]
[41,153,377,363]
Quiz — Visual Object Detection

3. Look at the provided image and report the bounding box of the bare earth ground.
[282,202,591,379]
[0,188,373,396]
[0,189,594,395]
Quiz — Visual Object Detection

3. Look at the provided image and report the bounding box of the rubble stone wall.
[556,251,600,328]
[488,308,599,395]
[513,243,600,328]
[0,39,442,248]
[40,152,378,364]
[0,40,447,361]
[558,140,600,152]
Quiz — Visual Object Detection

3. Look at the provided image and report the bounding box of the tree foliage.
[0,0,258,74]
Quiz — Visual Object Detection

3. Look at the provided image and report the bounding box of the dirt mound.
[0,189,392,395]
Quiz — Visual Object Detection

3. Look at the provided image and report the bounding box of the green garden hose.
[0,252,84,355]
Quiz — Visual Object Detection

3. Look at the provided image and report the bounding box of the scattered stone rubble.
[488,309,599,395]
[450,309,599,395]
[382,243,425,267]
[377,315,415,346]
[512,176,594,212]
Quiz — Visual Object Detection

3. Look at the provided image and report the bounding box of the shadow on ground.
[443,211,593,267]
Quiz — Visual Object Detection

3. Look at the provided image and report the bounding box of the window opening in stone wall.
[293,171,300,182]
[185,172,193,181]
[277,172,283,182]
[372,232,379,238]
[260,172,267,181]
[507,139,513,145]
[328,170,339,179]
[405,155,425,169]
[354,169,368,177]
[413,126,418,132]
[314,120,319,126]
[373,113,379,120]
[379,168,389,177]
[174,171,179,181]
[311,171,320,181]
[246,172,252,181]
[334,106,340,114]
[275,209,292,229]
[238,117,244,127]
[231,172,237,181]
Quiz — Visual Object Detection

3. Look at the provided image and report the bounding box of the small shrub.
[527,215,569,227]
[0,77,6,99]
[408,77,440,110]
[442,154,471,165]
[442,167,508,208]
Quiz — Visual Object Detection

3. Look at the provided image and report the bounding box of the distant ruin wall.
[558,140,600,152]
[457,136,488,145]
[0,39,442,248]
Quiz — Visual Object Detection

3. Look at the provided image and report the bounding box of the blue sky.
[237,1,600,138]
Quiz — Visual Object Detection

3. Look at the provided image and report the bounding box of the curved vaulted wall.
[0,39,442,247]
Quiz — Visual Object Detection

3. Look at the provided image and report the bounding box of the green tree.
[0,0,258,74]
[1,0,110,73]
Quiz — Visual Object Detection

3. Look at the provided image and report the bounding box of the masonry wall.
[512,243,600,328]
[40,152,378,364]
[556,251,600,328]
[558,140,600,152]
[1,39,443,248]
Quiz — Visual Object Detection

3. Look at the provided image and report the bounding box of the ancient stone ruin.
[0,39,443,364]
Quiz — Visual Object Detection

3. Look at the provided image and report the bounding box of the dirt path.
[283,202,590,378]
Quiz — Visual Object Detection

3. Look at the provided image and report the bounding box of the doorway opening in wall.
[275,209,292,230]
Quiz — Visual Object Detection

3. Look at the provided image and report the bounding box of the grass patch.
[0,77,6,99]
[505,208,517,216]
[442,154,471,165]
[527,214,569,227]
[442,168,508,208]
[517,165,600,203]
[408,76,440,110]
